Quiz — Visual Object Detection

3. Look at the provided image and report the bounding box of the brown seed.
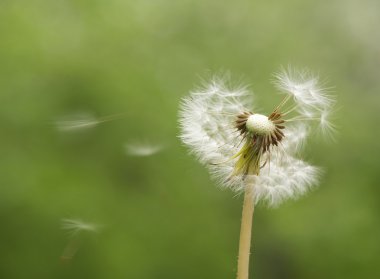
[272,132,279,141]
[276,129,285,137]
[268,135,272,145]
[274,130,283,140]
[271,113,281,120]
[236,119,247,124]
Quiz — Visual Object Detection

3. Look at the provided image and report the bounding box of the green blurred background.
[1,0,379,278]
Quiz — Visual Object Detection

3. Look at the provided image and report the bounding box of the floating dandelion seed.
[125,141,164,157]
[61,218,99,236]
[179,68,336,279]
[55,112,127,132]
[55,112,99,132]
[61,219,99,262]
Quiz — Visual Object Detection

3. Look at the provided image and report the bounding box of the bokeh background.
[1,0,379,278]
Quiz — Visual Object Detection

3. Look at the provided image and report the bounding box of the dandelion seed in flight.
[55,112,99,132]
[60,218,99,262]
[55,112,127,132]
[125,141,164,157]
[61,218,99,236]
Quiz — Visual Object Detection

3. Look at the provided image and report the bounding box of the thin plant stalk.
[236,185,255,279]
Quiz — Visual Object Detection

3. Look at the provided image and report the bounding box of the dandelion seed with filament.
[60,219,99,262]
[125,141,164,157]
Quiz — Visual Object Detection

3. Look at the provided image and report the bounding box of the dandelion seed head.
[246,114,276,136]
[179,68,336,207]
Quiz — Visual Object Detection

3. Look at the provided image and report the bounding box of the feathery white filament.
[274,67,336,132]
[125,142,163,157]
[61,219,99,236]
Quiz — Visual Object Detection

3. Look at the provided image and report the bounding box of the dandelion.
[179,68,335,279]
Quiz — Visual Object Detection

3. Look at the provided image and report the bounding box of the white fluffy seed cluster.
[275,67,337,138]
[179,69,334,207]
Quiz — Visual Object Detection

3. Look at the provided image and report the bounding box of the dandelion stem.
[236,184,255,279]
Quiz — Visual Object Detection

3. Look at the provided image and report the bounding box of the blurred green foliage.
[1,0,379,278]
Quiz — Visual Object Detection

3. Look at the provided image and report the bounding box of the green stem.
[236,185,255,279]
